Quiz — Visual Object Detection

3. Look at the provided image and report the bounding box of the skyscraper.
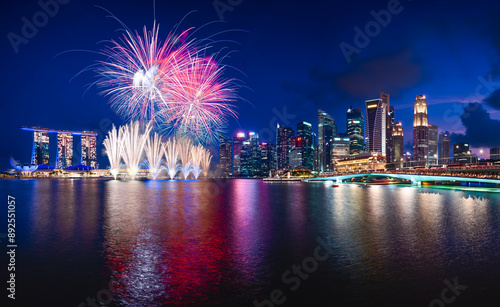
[297,121,314,170]
[81,133,97,168]
[218,134,232,177]
[386,105,395,162]
[438,131,450,162]
[240,140,252,176]
[249,132,261,176]
[276,124,294,170]
[56,132,73,169]
[392,122,404,166]
[232,133,246,176]
[365,98,386,155]
[318,110,336,171]
[413,95,429,163]
[346,107,364,155]
[428,124,438,165]
[260,142,276,176]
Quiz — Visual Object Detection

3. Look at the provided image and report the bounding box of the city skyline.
[2,0,500,171]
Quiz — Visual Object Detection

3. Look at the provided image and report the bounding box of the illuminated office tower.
[276,124,294,170]
[259,142,275,176]
[318,110,336,171]
[428,124,438,165]
[81,133,97,168]
[32,129,50,165]
[346,107,364,155]
[297,121,314,170]
[392,122,404,165]
[330,137,350,166]
[413,95,429,163]
[438,132,450,160]
[56,132,73,168]
[240,140,252,177]
[218,134,233,177]
[249,132,261,176]
[232,132,246,176]
[365,98,387,155]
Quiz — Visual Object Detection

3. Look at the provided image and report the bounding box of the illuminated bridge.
[303,172,500,186]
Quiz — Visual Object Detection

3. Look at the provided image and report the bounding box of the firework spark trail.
[97,23,197,125]
[162,138,180,179]
[158,55,238,144]
[103,124,123,179]
[201,148,213,178]
[121,121,152,180]
[178,138,193,179]
[144,131,165,180]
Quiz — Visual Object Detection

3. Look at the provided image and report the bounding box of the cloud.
[450,102,500,147]
[483,89,500,110]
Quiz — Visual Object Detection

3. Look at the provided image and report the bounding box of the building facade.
[428,124,438,165]
[453,142,476,164]
[56,132,73,169]
[413,95,429,164]
[365,98,386,156]
[232,133,246,176]
[33,130,50,165]
[297,121,314,170]
[491,147,500,160]
[81,133,97,168]
[392,122,404,167]
[218,134,233,177]
[318,110,336,171]
[276,124,294,171]
[347,107,364,155]
[260,142,276,176]
[438,131,450,161]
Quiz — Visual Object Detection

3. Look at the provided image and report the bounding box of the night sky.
[2,0,500,170]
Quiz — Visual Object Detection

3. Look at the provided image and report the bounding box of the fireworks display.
[96,21,240,145]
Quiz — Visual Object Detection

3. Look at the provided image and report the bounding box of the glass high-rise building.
[428,124,438,165]
[413,95,429,163]
[276,124,294,170]
[81,133,97,168]
[438,132,450,161]
[346,106,364,155]
[392,122,404,166]
[386,105,394,162]
[331,137,350,166]
[297,121,314,170]
[318,110,336,171]
[240,140,252,176]
[232,133,246,176]
[259,142,276,176]
[249,132,261,176]
[218,134,233,177]
[56,132,73,169]
[365,98,387,155]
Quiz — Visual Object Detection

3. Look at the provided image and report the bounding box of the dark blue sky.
[2,0,500,170]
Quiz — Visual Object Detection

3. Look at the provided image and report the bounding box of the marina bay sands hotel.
[21,126,98,169]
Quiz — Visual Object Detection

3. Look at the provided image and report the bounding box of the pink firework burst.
[159,55,238,144]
